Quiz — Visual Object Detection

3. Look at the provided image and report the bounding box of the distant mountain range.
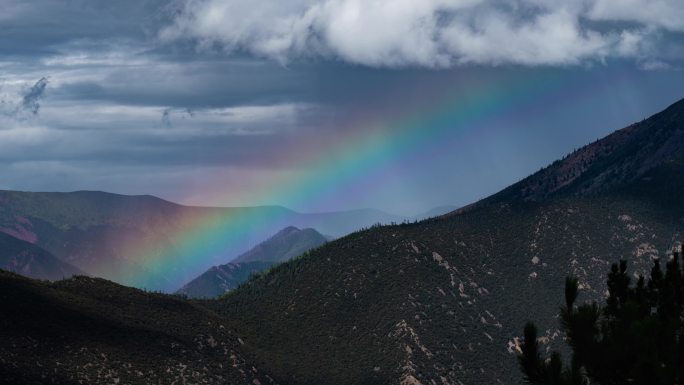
[1,97,682,384]
[177,227,328,298]
[0,189,449,290]
[234,226,330,264]
[0,231,81,281]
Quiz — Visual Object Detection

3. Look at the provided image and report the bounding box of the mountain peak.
[276,226,301,235]
[235,226,328,264]
[177,226,329,298]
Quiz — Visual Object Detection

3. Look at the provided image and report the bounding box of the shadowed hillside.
[213,197,682,385]
[0,271,275,385]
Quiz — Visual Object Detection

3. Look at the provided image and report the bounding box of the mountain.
[0,231,81,281]
[0,190,402,291]
[233,227,328,264]
[176,261,275,299]
[0,270,273,385]
[467,98,684,209]
[2,97,683,385]
[202,98,684,385]
[177,227,328,298]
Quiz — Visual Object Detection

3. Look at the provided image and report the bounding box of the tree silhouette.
[519,251,684,385]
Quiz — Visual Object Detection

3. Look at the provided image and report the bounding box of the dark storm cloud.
[48,60,316,109]
[2,0,682,114]
[0,0,169,56]
[0,0,316,112]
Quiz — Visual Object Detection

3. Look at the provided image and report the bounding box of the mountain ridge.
[467,97,684,209]
[0,231,82,281]
[233,226,328,264]
[0,191,407,290]
[177,226,328,298]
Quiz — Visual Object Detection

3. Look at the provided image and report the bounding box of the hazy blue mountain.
[0,191,402,291]
[233,226,328,264]
[178,227,328,298]
[176,261,275,299]
[0,231,82,281]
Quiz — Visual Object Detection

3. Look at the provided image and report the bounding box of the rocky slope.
[214,197,682,385]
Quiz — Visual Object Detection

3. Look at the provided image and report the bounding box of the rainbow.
[120,67,628,291]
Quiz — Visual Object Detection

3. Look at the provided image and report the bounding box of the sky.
[1,0,683,216]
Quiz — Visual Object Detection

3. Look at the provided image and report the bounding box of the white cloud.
[161,0,680,67]
[441,7,615,65]
[588,0,684,32]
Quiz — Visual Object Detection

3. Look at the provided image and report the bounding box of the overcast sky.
[1,0,683,215]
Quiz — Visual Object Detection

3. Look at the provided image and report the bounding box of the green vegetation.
[519,254,684,385]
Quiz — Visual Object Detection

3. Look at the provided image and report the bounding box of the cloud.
[588,0,684,32]
[0,77,49,118]
[21,77,49,115]
[161,0,681,67]
[161,107,195,127]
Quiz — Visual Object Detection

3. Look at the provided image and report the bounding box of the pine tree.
[519,251,684,384]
